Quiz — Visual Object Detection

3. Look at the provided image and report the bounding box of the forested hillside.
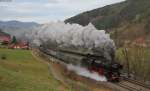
[65,0,150,47]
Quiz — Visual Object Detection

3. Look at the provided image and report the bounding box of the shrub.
[0,54,7,60]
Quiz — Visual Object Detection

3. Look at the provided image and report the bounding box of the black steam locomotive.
[39,46,122,82]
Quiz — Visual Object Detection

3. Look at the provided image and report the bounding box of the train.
[39,46,123,82]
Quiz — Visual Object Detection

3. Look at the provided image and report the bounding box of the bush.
[0,54,7,60]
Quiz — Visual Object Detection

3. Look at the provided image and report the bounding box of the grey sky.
[0,0,125,23]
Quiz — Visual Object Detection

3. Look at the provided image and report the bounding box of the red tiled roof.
[0,35,11,42]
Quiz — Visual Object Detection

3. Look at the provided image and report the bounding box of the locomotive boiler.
[39,46,122,82]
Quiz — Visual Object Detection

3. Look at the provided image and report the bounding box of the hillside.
[65,0,150,47]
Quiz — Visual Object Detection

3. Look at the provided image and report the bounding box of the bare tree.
[122,47,130,78]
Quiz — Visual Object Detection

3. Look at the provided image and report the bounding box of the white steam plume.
[25,21,115,61]
[30,22,113,46]
[67,64,107,81]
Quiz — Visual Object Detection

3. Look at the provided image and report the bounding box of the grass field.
[0,48,70,91]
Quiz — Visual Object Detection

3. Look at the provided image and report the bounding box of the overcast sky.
[0,0,125,23]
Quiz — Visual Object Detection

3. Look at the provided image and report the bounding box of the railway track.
[117,82,139,91]
[123,77,150,89]
[115,77,150,91]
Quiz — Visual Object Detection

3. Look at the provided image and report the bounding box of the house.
[9,41,29,49]
[132,37,147,47]
[0,31,11,45]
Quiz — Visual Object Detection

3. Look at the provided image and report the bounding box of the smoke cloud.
[67,64,107,81]
[26,21,115,60]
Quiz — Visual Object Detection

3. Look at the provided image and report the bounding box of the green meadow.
[0,48,70,91]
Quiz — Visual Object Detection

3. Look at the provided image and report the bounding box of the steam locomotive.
[39,46,122,82]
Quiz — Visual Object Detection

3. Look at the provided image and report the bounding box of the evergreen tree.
[11,36,17,44]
